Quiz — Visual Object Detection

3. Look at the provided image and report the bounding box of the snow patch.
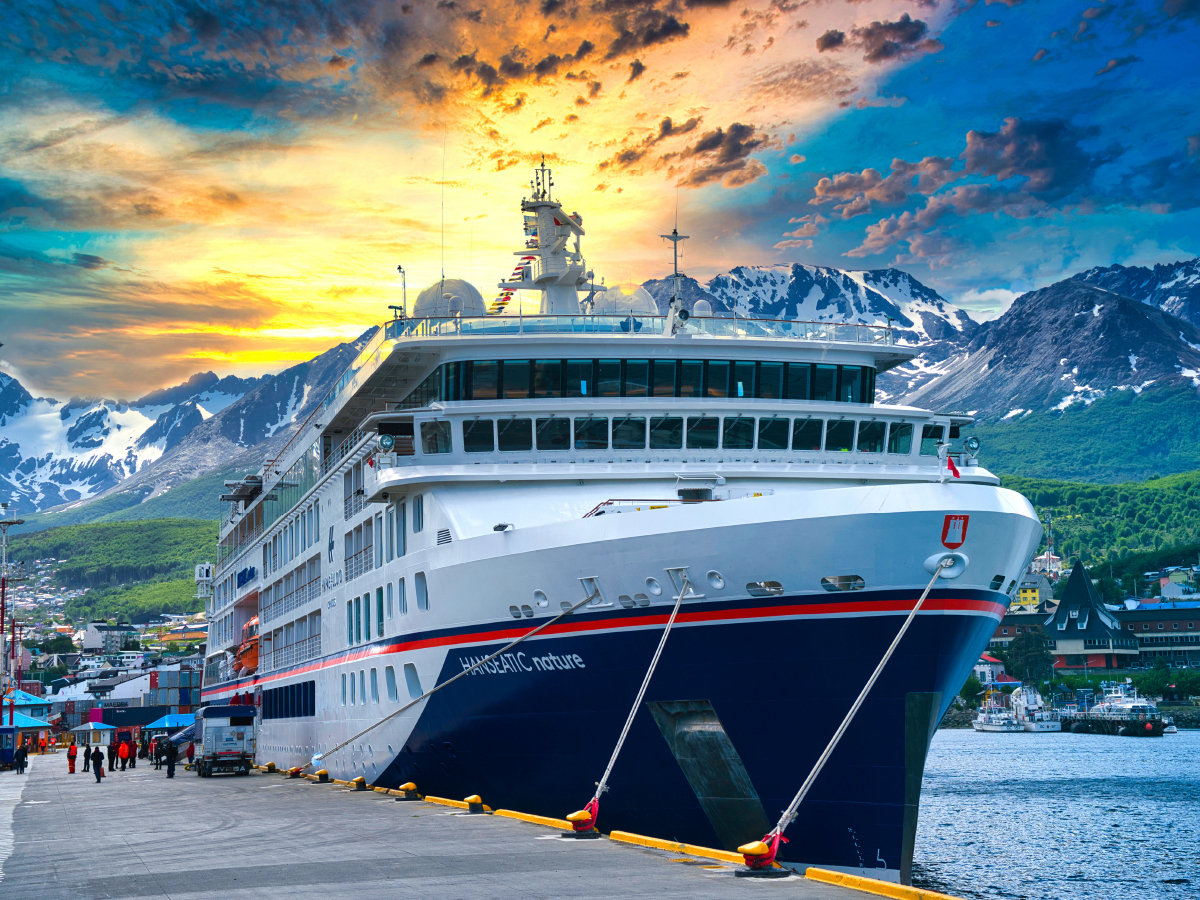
[1128,353,1138,371]
[1001,408,1026,421]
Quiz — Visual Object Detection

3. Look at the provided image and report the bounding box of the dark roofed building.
[1048,562,1139,672]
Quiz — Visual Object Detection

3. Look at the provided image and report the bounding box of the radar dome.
[413,278,486,317]
[692,299,712,317]
[592,283,658,315]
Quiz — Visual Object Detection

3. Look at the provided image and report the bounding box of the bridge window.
[463,419,495,453]
[651,360,675,397]
[468,361,498,399]
[566,359,591,396]
[420,421,452,454]
[650,416,683,449]
[857,421,885,453]
[758,362,783,399]
[792,418,822,451]
[533,359,562,397]
[887,423,913,455]
[536,416,571,450]
[723,416,754,449]
[814,365,838,402]
[624,360,649,396]
[823,420,853,452]
[706,360,730,398]
[598,359,621,396]
[613,416,647,449]
[758,416,789,450]
[840,366,864,403]
[785,363,811,400]
[686,416,719,449]
[574,416,609,450]
[920,425,944,456]
[498,417,533,451]
[733,361,756,398]
[680,360,703,397]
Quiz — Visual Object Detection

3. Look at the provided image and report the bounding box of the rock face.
[904,280,1200,418]
[0,330,375,513]
[1074,258,1200,326]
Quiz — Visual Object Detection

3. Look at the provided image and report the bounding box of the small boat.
[972,691,1023,732]
[1163,717,1178,734]
[1011,686,1061,733]
[232,616,259,675]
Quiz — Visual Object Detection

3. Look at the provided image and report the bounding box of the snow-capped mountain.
[904,279,1200,419]
[1,331,376,514]
[642,263,979,401]
[1073,257,1200,326]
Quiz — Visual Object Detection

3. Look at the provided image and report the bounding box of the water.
[912,729,1200,900]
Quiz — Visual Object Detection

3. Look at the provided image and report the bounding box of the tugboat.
[1061,682,1164,736]
[1010,686,1060,732]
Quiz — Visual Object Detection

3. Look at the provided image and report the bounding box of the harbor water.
[913,728,1200,899]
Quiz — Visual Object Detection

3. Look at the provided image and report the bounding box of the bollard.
[734,834,791,879]
[352,776,368,791]
[265,762,277,773]
[394,781,420,801]
[464,794,486,814]
[315,769,330,783]
[288,766,304,778]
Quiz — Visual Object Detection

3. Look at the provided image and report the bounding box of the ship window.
[825,420,855,452]
[651,359,676,397]
[468,361,499,400]
[706,360,730,398]
[360,669,366,705]
[814,365,837,402]
[463,419,494,453]
[536,416,571,451]
[920,425,945,456]
[686,415,719,449]
[747,581,784,597]
[342,673,347,705]
[887,423,913,455]
[386,582,393,619]
[397,502,407,556]
[565,359,592,397]
[785,363,812,400]
[349,671,356,705]
[354,596,362,644]
[385,666,399,702]
[820,575,865,592]
[420,421,452,454]
[376,588,384,637]
[857,421,885,453]
[680,360,703,397]
[533,359,562,397]
[415,571,429,611]
[347,601,353,645]
[363,592,370,639]
[574,416,609,450]
[398,578,407,615]
[370,668,380,703]
[733,361,755,398]
[413,494,424,533]
[404,662,423,699]
[723,416,754,450]
[503,359,530,398]
[623,360,649,396]
[989,575,1005,591]
[1142,624,1148,630]
[598,359,621,396]
[650,416,683,449]
[613,416,647,449]
[792,418,822,451]
[840,366,863,403]
[758,362,783,399]
[498,417,533,451]
[758,416,789,450]
[1174,622,1180,629]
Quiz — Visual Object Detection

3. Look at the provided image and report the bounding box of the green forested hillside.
[10,519,217,588]
[65,579,202,623]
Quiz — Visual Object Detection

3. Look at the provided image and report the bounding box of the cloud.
[985,20,1001,27]
[627,59,647,82]
[1032,48,1048,61]
[816,29,845,51]
[1095,55,1138,76]
[326,55,353,71]
[606,10,690,59]
[790,154,806,164]
[671,123,770,188]
[852,14,943,64]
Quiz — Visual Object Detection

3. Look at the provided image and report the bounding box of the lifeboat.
[233,616,259,675]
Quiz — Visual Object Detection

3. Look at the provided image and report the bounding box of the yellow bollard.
[351,775,367,791]
[464,794,485,814]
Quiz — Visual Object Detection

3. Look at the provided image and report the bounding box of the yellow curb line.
[805,868,966,900]
[608,831,745,865]
[493,809,573,830]
[422,795,494,811]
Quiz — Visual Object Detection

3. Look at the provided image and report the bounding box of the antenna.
[659,225,690,335]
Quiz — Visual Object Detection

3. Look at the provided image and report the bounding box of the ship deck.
[4,753,874,900]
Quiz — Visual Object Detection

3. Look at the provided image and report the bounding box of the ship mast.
[660,227,689,335]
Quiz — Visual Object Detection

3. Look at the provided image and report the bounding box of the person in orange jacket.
[67,741,78,774]
[39,736,47,755]
[118,739,130,771]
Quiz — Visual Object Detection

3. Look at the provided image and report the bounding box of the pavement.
[1,752,864,900]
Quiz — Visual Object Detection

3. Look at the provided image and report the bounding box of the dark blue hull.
[371,588,1001,879]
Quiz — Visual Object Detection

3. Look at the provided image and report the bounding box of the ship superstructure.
[202,165,1042,884]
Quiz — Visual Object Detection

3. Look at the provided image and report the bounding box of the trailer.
[194,705,256,776]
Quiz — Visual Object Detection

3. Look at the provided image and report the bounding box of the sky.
[1,0,1199,398]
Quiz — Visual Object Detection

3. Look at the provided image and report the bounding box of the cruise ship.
[200,164,1043,884]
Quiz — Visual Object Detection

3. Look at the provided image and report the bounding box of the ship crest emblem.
[941,514,968,549]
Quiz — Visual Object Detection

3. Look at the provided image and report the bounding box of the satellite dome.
[412,278,486,318]
[592,282,658,315]
[692,299,712,317]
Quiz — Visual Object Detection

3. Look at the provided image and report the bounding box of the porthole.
[646,577,663,596]
[533,590,549,607]
[634,593,650,607]
[508,606,523,619]
[747,581,785,597]
[819,575,865,593]
[989,575,1005,591]
[619,594,635,609]
[707,570,725,590]
[520,604,534,617]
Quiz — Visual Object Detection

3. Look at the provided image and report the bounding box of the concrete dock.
[1,753,879,899]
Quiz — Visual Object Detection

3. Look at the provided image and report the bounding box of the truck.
[194,705,256,776]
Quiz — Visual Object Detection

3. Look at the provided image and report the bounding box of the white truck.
[194,705,256,777]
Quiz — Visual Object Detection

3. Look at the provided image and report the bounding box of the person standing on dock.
[118,740,129,771]
[39,736,46,755]
[91,746,104,783]
[13,745,27,774]
[82,743,91,774]
[67,742,77,774]
[186,742,194,768]
[127,738,136,769]
[165,741,177,779]
[107,740,116,774]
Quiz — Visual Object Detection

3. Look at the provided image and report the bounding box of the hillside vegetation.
[10,519,217,589]
[65,578,203,624]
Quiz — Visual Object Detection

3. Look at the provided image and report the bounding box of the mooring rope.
[310,588,604,768]
[770,559,951,839]
[589,573,690,804]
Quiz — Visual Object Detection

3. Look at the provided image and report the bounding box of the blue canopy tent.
[69,721,117,748]
[1,712,52,766]
[144,714,195,732]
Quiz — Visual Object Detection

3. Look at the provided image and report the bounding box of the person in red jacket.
[118,739,130,771]
[67,741,77,774]
[186,742,195,766]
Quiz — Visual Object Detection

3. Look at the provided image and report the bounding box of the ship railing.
[583,498,720,517]
[261,577,323,625]
[344,545,374,582]
[261,634,322,673]
[216,522,265,572]
[343,490,366,520]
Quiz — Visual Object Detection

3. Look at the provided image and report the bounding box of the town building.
[1110,599,1200,668]
[1046,562,1139,671]
[1014,573,1055,609]
[82,622,139,653]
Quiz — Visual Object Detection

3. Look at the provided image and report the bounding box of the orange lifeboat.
[234,616,259,675]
